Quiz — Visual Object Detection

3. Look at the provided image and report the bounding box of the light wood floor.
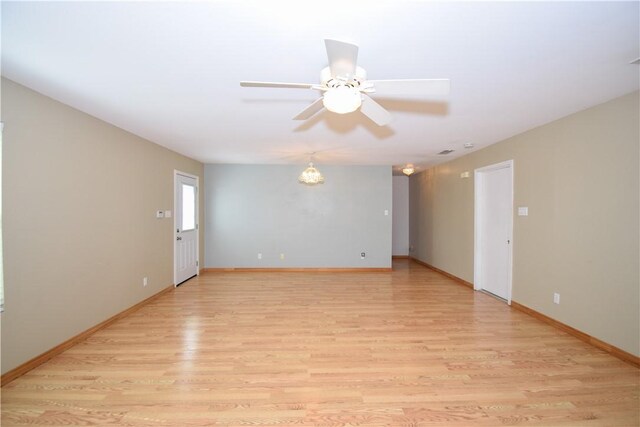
[2,260,638,426]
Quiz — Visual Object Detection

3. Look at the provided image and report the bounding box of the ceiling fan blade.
[240,81,315,89]
[367,79,450,97]
[293,98,325,120]
[360,94,392,126]
[325,39,358,79]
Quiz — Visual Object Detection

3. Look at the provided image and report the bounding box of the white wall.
[392,176,409,256]
[204,164,392,268]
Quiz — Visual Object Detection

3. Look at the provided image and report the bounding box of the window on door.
[181,184,195,231]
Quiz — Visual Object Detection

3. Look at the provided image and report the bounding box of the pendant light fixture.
[402,165,415,176]
[298,154,325,185]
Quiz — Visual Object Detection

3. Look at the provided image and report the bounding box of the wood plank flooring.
[2,260,638,426]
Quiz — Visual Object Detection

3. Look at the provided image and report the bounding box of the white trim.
[474,159,513,174]
[473,159,514,305]
[173,170,200,286]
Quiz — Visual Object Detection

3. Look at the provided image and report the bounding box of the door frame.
[174,170,200,286]
[473,159,514,304]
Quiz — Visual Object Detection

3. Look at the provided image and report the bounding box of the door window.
[181,184,195,231]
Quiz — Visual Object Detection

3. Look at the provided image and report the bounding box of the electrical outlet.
[360,252,366,259]
[257,253,262,260]
[553,293,560,304]
[143,277,148,287]
[280,253,285,260]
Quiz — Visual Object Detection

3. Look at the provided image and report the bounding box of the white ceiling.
[2,1,639,173]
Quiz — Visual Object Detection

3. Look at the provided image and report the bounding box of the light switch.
[384,210,389,216]
[156,210,164,219]
[164,210,172,218]
[460,171,470,179]
[518,207,528,216]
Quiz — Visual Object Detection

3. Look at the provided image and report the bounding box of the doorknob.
[176,237,182,241]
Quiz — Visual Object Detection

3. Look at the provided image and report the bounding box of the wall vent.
[438,149,455,155]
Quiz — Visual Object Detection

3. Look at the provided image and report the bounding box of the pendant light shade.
[402,165,415,176]
[298,161,325,185]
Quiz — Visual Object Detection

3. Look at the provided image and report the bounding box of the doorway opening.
[474,160,514,303]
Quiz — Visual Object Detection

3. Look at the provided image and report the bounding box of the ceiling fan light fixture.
[240,39,450,126]
[322,85,362,114]
[298,162,325,185]
[402,165,415,176]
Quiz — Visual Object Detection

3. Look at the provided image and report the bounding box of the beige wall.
[1,78,204,374]
[410,91,639,356]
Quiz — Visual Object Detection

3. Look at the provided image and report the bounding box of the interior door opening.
[474,160,514,303]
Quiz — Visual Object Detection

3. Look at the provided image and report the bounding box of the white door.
[175,172,198,285]
[474,161,513,302]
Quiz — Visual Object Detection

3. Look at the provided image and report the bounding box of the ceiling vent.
[438,149,455,155]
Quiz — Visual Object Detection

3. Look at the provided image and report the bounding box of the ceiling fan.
[240,39,450,126]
